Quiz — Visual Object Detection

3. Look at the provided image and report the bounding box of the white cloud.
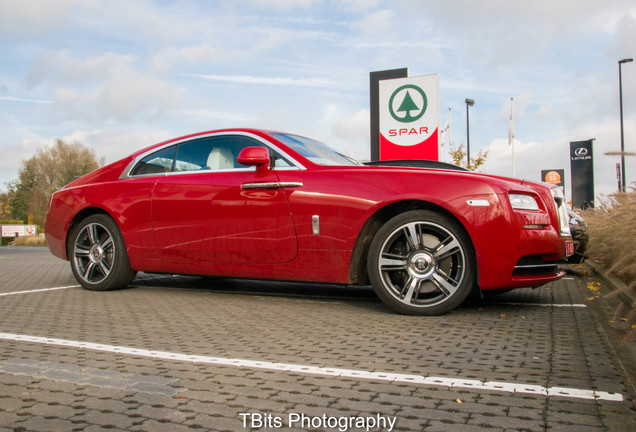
[151,44,245,73]
[245,0,316,9]
[188,74,340,88]
[67,129,172,164]
[1,0,635,199]
[26,51,185,122]
[0,96,51,104]
[0,0,94,38]
[320,105,370,160]
[175,109,254,123]
[0,140,40,189]
[29,51,137,86]
[483,115,636,201]
[607,14,636,58]
[330,108,370,141]
[396,0,636,70]
[341,0,383,12]
[52,71,184,122]
[351,9,395,35]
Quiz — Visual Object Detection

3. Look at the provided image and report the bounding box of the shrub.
[582,184,636,291]
[11,235,47,247]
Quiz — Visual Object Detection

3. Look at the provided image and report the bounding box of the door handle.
[241,182,303,190]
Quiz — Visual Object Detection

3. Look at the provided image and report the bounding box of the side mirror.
[237,146,271,173]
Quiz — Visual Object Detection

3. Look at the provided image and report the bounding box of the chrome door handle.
[241,182,303,190]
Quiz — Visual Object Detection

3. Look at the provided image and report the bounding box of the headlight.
[509,193,540,211]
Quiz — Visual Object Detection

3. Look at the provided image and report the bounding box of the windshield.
[269,133,357,166]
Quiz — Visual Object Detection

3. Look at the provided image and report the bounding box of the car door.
[150,134,298,264]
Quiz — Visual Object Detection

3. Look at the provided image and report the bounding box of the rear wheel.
[368,210,475,315]
[69,214,136,291]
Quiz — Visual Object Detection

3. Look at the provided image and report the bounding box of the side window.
[173,138,216,172]
[175,135,281,172]
[130,134,294,176]
[130,145,177,176]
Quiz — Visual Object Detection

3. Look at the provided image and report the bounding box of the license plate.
[566,241,575,256]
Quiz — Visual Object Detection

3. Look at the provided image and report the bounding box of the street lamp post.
[465,98,475,169]
[619,58,633,192]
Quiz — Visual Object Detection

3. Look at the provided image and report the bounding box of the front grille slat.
[513,256,559,276]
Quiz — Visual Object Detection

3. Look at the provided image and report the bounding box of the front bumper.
[453,187,572,291]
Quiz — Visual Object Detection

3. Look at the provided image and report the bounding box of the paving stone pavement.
[0,246,635,431]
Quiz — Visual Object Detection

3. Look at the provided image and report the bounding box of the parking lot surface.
[0,246,635,431]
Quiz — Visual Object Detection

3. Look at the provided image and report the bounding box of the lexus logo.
[574,147,588,157]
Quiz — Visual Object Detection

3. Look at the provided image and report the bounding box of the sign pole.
[369,68,408,161]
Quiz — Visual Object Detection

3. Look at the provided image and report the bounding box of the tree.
[10,139,103,227]
[0,189,13,220]
[448,141,489,171]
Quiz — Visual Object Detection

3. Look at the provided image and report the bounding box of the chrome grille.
[551,187,571,237]
[513,256,559,276]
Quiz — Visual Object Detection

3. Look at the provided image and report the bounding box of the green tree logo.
[389,84,427,123]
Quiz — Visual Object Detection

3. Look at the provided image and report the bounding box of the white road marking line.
[0,332,623,402]
[0,285,79,296]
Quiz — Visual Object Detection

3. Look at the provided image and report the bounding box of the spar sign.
[379,74,440,161]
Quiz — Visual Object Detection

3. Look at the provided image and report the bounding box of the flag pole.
[509,98,515,177]
[448,107,452,154]
[439,107,452,162]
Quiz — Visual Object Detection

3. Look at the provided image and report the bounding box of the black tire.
[68,214,136,291]
[367,210,476,315]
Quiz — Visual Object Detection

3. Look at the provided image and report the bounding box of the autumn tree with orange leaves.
[7,139,103,227]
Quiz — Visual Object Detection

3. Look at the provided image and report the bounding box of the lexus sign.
[570,140,594,209]
[378,74,440,161]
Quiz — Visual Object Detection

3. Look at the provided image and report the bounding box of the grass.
[11,235,47,247]
[581,184,636,293]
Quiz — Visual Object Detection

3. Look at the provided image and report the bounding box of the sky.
[1,0,635,204]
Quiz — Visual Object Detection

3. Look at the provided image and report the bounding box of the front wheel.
[69,214,136,291]
[368,210,476,315]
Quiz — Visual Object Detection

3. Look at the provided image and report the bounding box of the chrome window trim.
[120,131,306,180]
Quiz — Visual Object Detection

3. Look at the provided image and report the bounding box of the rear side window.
[129,145,177,175]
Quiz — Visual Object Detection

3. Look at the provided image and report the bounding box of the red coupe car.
[45,129,573,315]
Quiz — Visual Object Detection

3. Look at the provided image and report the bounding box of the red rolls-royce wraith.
[45,129,572,315]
